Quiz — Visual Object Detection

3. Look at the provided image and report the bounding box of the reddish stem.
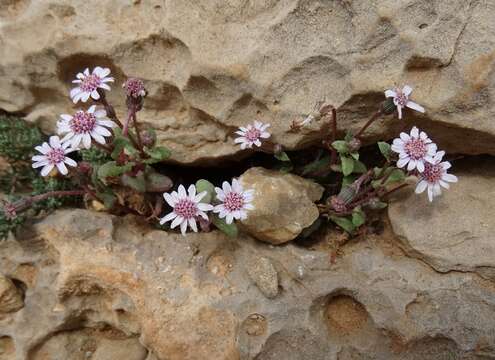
[98,94,123,128]
[329,108,338,165]
[133,113,144,151]
[14,189,86,213]
[355,110,382,139]
[380,183,409,198]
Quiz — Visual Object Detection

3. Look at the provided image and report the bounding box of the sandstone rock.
[1,208,495,359]
[0,274,23,313]
[246,257,279,299]
[388,158,495,280]
[239,167,324,244]
[1,1,495,164]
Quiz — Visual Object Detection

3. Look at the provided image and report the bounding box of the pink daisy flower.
[70,67,114,103]
[385,85,425,119]
[32,136,77,176]
[391,126,437,172]
[160,185,214,235]
[213,179,254,224]
[415,151,458,202]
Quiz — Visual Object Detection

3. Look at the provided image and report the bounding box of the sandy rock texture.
[389,157,495,280]
[239,167,324,244]
[1,207,494,360]
[1,0,495,164]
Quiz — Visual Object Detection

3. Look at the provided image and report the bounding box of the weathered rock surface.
[0,275,23,314]
[1,208,495,359]
[389,158,495,280]
[239,167,323,244]
[1,1,495,164]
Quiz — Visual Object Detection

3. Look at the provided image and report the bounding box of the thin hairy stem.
[355,109,382,139]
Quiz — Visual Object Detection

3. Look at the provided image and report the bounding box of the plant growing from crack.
[234,85,457,235]
[0,67,254,239]
[1,66,457,240]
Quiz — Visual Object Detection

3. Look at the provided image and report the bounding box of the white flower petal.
[406,101,425,113]
[32,160,48,168]
[41,164,54,177]
[64,157,78,167]
[188,218,198,232]
[188,184,196,199]
[443,174,458,183]
[171,216,184,229]
[91,90,100,100]
[402,85,413,96]
[180,220,188,235]
[56,162,68,175]
[222,181,231,193]
[49,136,61,148]
[416,160,425,173]
[160,212,177,224]
[427,186,434,202]
[82,133,92,149]
[163,193,177,207]
[397,157,409,168]
[399,132,410,142]
[178,185,187,198]
[385,89,397,98]
[198,203,213,212]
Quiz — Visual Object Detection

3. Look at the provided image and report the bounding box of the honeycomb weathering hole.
[325,295,370,336]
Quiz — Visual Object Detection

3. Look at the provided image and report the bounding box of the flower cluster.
[386,86,457,202]
[160,179,254,235]
[24,66,256,238]
[31,67,116,177]
[392,126,457,201]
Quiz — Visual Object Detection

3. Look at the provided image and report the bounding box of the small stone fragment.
[239,167,324,244]
[247,257,279,299]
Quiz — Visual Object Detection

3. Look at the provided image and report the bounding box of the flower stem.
[329,108,338,165]
[98,93,123,128]
[13,189,86,213]
[355,109,382,139]
[379,183,409,198]
[133,113,144,151]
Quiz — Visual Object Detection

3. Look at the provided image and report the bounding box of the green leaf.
[195,179,215,203]
[385,168,406,185]
[350,152,359,160]
[344,131,354,142]
[352,209,366,227]
[302,155,331,175]
[332,140,348,153]
[96,189,117,209]
[211,215,238,237]
[274,151,290,162]
[111,136,137,159]
[373,167,383,178]
[341,156,354,176]
[121,173,146,192]
[145,172,173,192]
[329,215,356,234]
[352,160,367,174]
[277,163,294,174]
[144,146,171,164]
[378,142,392,161]
[342,175,356,188]
[371,179,382,189]
[97,161,133,181]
